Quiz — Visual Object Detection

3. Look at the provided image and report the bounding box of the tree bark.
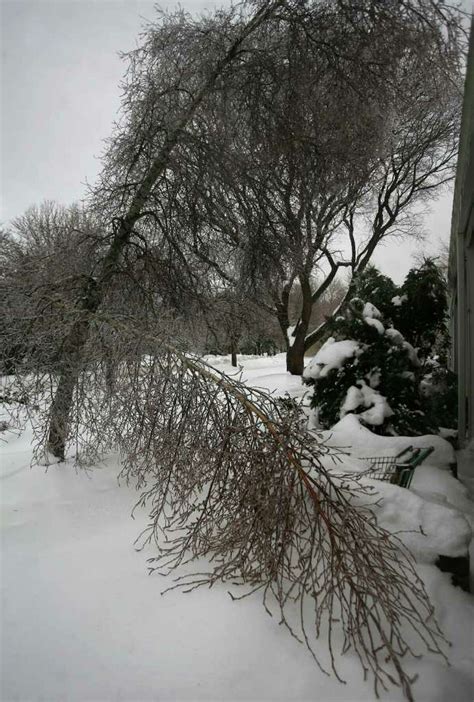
[286,333,306,375]
[285,273,312,375]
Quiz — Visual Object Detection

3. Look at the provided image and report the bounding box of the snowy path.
[1,355,474,701]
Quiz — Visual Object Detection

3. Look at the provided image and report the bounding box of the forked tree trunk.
[302,262,373,355]
[286,332,306,375]
[46,1,282,459]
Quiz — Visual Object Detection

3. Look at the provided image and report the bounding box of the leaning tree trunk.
[302,261,370,355]
[46,0,283,459]
[47,224,131,458]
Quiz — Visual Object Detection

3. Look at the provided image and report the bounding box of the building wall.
[449,19,474,451]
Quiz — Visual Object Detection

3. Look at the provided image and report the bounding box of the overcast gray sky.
[0,0,464,283]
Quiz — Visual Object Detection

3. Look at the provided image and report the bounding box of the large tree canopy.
[120,0,461,374]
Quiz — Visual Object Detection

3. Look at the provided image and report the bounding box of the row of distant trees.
[0,200,347,371]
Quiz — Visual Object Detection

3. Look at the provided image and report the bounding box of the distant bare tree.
[0,202,101,374]
[202,287,282,364]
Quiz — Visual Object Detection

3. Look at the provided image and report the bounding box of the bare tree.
[304,67,461,351]
[287,22,462,363]
[173,0,464,373]
[42,1,286,459]
[0,202,102,375]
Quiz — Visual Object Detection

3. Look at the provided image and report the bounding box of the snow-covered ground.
[1,353,474,702]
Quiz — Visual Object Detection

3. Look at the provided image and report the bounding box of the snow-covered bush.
[303,298,437,435]
[394,258,449,363]
[345,261,450,366]
[394,258,457,430]
[306,260,457,434]
[348,266,399,321]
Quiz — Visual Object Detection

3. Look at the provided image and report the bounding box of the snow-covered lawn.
[1,354,473,701]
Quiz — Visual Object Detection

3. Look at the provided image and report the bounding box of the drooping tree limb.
[96,318,448,702]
